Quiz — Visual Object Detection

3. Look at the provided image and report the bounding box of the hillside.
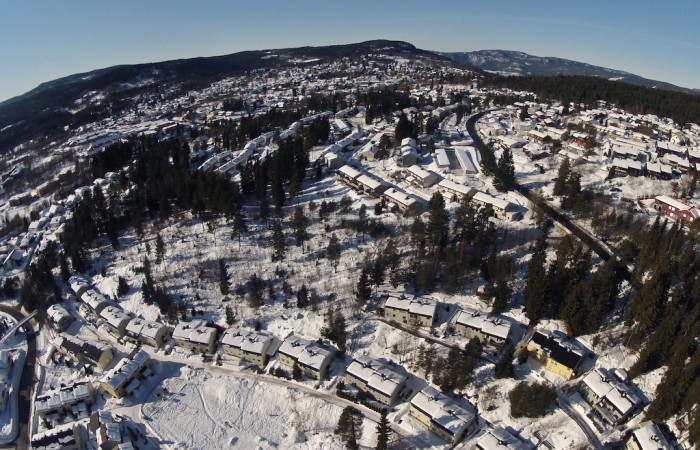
[442,49,700,95]
[0,40,451,153]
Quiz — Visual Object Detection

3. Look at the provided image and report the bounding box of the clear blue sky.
[1,0,699,102]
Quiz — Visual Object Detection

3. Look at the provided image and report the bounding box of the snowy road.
[556,392,603,450]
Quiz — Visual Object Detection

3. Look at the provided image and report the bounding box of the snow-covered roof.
[101,349,150,393]
[337,165,362,180]
[454,307,511,341]
[410,386,475,437]
[528,329,585,370]
[297,343,334,372]
[476,426,533,450]
[99,306,130,330]
[36,382,92,415]
[611,158,643,171]
[221,328,273,356]
[472,191,513,212]
[347,355,406,398]
[383,188,420,209]
[384,295,437,319]
[172,320,216,346]
[406,165,435,181]
[47,304,72,325]
[278,335,312,360]
[435,149,451,167]
[454,147,478,174]
[356,174,384,191]
[582,368,641,416]
[630,421,673,450]
[438,179,474,197]
[655,195,692,211]
[125,318,166,340]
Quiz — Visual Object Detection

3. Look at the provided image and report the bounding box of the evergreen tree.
[494,148,515,192]
[336,406,363,449]
[232,207,248,248]
[553,157,571,196]
[356,267,372,306]
[117,276,129,297]
[495,345,516,379]
[59,252,70,282]
[272,222,286,261]
[155,233,165,264]
[225,305,236,325]
[291,205,310,253]
[296,283,309,308]
[523,228,549,324]
[218,259,230,295]
[327,234,341,272]
[375,409,391,450]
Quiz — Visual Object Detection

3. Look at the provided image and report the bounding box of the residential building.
[80,289,119,315]
[345,355,407,406]
[476,427,534,450]
[172,320,217,354]
[53,333,114,370]
[382,188,422,215]
[220,328,274,367]
[277,335,335,380]
[337,165,362,189]
[610,158,642,177]
[124,318,168,348]
[470,191,522,221]
[100,349,151,399]
[68,276,91,298]
[98,306,131,338]
[409,386,477,444]
[625,421,673,450]
[526,329,586,380]
[654,195,700,224]
[31,426,82,450]
[405,165,438,188]
[580,368,642,425]
[35,382,94,421]
[381,295,437,327]
[450,307,511,347]
[437,179,475,203]
[46,303,74,331]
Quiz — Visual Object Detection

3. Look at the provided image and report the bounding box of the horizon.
[1,0,699,103]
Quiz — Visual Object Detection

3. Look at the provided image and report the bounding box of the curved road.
[0,305,37,450]
[465,112,638,289]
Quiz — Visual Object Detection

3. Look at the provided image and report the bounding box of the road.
[557,392,604,450]
[464,112,638,290]
[0,304,37,450]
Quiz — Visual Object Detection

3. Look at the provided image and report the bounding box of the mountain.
[0,40,452,153]
[441,50,700,95]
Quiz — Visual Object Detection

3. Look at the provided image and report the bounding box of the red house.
[654,195,700,224]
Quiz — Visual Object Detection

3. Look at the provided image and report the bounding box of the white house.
[625,421,673,450]
[405,166,438,188]
[475,427,533,450]
[172,320,217,354]
[580,368,642,425]
[277,335,334,380]
[220,328,274,367]
[124,318,168,348]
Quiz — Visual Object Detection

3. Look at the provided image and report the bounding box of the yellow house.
[526,329,586,380]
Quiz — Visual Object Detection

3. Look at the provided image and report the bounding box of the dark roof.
[531,330,584,370]
[32,428,77,449]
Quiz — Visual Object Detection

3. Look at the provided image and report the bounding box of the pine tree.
[232,208,248,248]
[553,157,571,196]
[272,222,286,261]
[155,233,165,264]
[494,148,515,192]
[495,345,515,379]
[327,234,341,272]
[59,252,70,282]
[356,267,372,306]
[375,409,391,450]
[291,205,309,253]
[523,228,549,324]
[117,276,129,297]
[336,406,363,448]
[296,283,309,308]
[218,259,230,295]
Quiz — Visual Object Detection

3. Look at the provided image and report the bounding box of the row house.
[645,161,673,180]
[278,335,335,380]
[53,333,114,370]
[172,319,217,354]
[450,307,511,347]
[437,179,476,203]
[124,318,168,348]
[220,328,274,367]
[526,329,586,380]
[381,295,437,328]
[98,306,131,338]
[610,159,643,177]
[625,421,674,450]
[409,386,477,444]
[580,368,642,426]
[46,303,74,332]
[382,188,423,215]
[36,382,94,422]
[405,165,438,188]
[471,191,522,222]
[100,349,151,399]
[345,355,407,406]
